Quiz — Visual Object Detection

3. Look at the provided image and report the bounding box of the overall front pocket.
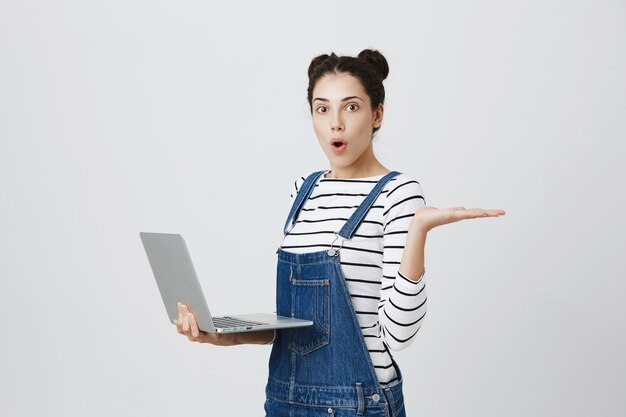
[288,278,331,355]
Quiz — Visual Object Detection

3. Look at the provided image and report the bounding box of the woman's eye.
[346,103,359,111]
[316,106,327,114]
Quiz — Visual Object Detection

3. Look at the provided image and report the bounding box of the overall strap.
[282,171,326,235]
[338,171,401,240]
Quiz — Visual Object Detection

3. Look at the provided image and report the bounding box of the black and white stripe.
[281,171,428,386]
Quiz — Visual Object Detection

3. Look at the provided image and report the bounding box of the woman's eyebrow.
[313,96,365,103]
[342,96,364,102]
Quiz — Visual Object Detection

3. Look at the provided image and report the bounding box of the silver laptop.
[140,232,312,333]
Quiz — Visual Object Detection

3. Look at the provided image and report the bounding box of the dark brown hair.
[307,49,389,134]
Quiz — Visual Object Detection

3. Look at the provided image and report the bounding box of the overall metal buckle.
[327,232,343,257]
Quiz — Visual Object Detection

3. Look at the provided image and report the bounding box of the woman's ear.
[372,104,384,128]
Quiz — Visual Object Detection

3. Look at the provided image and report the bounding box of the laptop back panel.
[140,232,217,332]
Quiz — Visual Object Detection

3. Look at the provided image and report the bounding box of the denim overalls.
[265,171,407,417]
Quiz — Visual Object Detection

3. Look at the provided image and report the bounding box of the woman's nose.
[331,115,344,132]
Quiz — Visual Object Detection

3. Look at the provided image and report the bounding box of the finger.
[466,209,491,218]
[182,304,190,333]
[189,313,200,338]
[464,209,504,219]
[469,208,506,217]
[182,307,197,341]
[176,302,184,334]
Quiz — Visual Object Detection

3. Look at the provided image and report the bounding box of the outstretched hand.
[412,206,506,233]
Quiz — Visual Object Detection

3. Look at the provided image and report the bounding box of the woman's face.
[311,72,383,176]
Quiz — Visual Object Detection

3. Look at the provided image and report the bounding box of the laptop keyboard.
[212,316,269,329]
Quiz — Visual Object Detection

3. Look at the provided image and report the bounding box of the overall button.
[371,394,380,402]
[327,407,333,413]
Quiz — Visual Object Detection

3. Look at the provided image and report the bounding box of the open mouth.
[331,139,346,154]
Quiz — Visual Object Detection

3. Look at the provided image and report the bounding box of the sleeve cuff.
[397,269,425,288]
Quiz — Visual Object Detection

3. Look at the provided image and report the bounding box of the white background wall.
[1,1,625,416]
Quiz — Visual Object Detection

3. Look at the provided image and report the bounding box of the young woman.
[175,49,505,416]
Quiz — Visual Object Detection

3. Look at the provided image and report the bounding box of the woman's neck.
[326,156,389,179]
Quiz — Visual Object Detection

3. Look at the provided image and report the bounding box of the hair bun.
[308,53,336,78]
[357,49,389,81]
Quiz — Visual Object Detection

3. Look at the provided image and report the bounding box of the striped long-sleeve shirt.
[280,170,428,385]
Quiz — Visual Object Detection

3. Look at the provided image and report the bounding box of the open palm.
[414,206,506,233]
